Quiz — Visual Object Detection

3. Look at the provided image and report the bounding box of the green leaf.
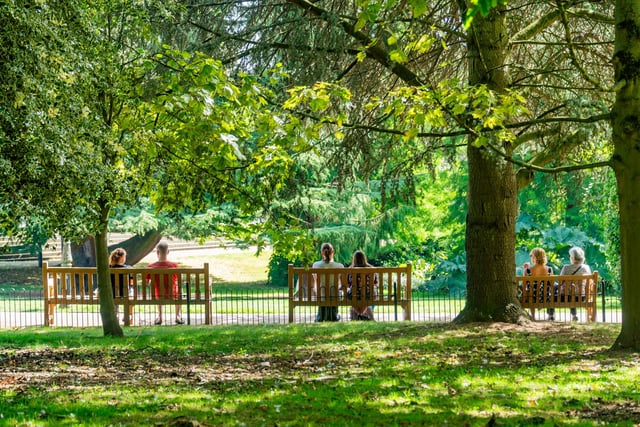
[355,15,368,31]
[309,95,329,112]
[409,0,427,17]
[389,50,408,64]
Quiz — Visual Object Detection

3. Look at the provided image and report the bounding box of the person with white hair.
[547,246,591,322]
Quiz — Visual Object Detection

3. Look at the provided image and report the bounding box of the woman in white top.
[312,242,344,321]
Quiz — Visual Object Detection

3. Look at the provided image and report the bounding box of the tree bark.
[612,0,640,350]
[71,230,162,266]
[455,2,529,324]
[95,205,123,337]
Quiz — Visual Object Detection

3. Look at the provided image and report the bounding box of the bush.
[266,253,297,287]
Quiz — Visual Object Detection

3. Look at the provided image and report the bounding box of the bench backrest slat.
[43,263,210,301]
[514,272,599,300]
[288,265,412,302]
[514,271,599,322]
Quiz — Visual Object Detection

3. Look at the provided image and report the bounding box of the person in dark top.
[109,247,132,322]
[347,250,377,321]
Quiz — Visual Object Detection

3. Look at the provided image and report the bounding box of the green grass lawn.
[1,322,637,426]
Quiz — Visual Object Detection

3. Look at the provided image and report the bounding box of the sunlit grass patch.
[1,321,638,426]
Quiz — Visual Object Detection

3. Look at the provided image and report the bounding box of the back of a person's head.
[109,247,126,266]
[156,241,169,256]
[320,242,334,262]
[570,246,585,263]
[352,250,367,267]
[530,247,547,265]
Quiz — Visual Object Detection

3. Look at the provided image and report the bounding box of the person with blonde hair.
[522,247,552,320]
[109,247,132,322]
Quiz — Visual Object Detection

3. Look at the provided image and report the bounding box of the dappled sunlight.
[2,323,639,425]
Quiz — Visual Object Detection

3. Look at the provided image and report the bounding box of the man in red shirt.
[146,241,184,325]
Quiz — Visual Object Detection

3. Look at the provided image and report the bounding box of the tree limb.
[285,0,424,86]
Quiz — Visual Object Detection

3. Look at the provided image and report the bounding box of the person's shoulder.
[311,261,323,268]
[148,261,174,268]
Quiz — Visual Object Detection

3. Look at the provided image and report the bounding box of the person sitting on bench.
[547,246,591,322]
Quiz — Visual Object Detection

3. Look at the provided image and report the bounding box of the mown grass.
[1,322,638,426]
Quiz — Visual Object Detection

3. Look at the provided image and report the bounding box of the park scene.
[2,0,640,426]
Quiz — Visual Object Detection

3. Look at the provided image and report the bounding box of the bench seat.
[43,262,211,326]
[514,271,598,321]
[287,264,412,322]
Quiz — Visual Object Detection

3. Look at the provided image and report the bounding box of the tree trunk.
[95,206,123,337]
[455,2,529,324]
[71,237,96,267]
[115,230,163,264]
[612,0,640,350]
[71,229,162,266]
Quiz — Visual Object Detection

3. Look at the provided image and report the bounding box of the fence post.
[393,281,398,321]
[600,278,606,323]
[186,281,191,325]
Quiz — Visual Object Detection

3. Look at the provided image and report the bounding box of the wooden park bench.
[514,271,599,321]
[42,262,211,326]
[287,264,412,323]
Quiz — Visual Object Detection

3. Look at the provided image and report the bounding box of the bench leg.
[48,303,55,326]
[205,300,212,325]
[404,303,411,321]
[123,304,132,326]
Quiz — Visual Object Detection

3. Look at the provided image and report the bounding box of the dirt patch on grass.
[1,323,638,425]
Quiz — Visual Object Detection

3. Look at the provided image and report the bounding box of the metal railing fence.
[0,279,621,329]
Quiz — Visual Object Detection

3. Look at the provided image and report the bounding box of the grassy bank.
[1,322,637,426]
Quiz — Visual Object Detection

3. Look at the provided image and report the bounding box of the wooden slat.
[515,271,598,321]
[288,264,412,322]
[43,264,211,326]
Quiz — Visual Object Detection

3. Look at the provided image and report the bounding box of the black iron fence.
[0,279,621,329]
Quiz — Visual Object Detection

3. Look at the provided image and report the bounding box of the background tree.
[247,0,613,322]
[0,1,299,336]
[465,0,640,348]
[611,0,640,350]
[2,0,624,333]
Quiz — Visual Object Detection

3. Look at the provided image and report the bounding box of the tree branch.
[483,136,611,181]
[286,0,424,86]
[556,0,609,92]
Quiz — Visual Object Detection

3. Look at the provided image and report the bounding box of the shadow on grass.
[0,322,637,426]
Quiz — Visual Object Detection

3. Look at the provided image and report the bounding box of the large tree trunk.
[95,206,123,337]
[612,0,640,350]
[71,230,162,266]
[454,2,529,323]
